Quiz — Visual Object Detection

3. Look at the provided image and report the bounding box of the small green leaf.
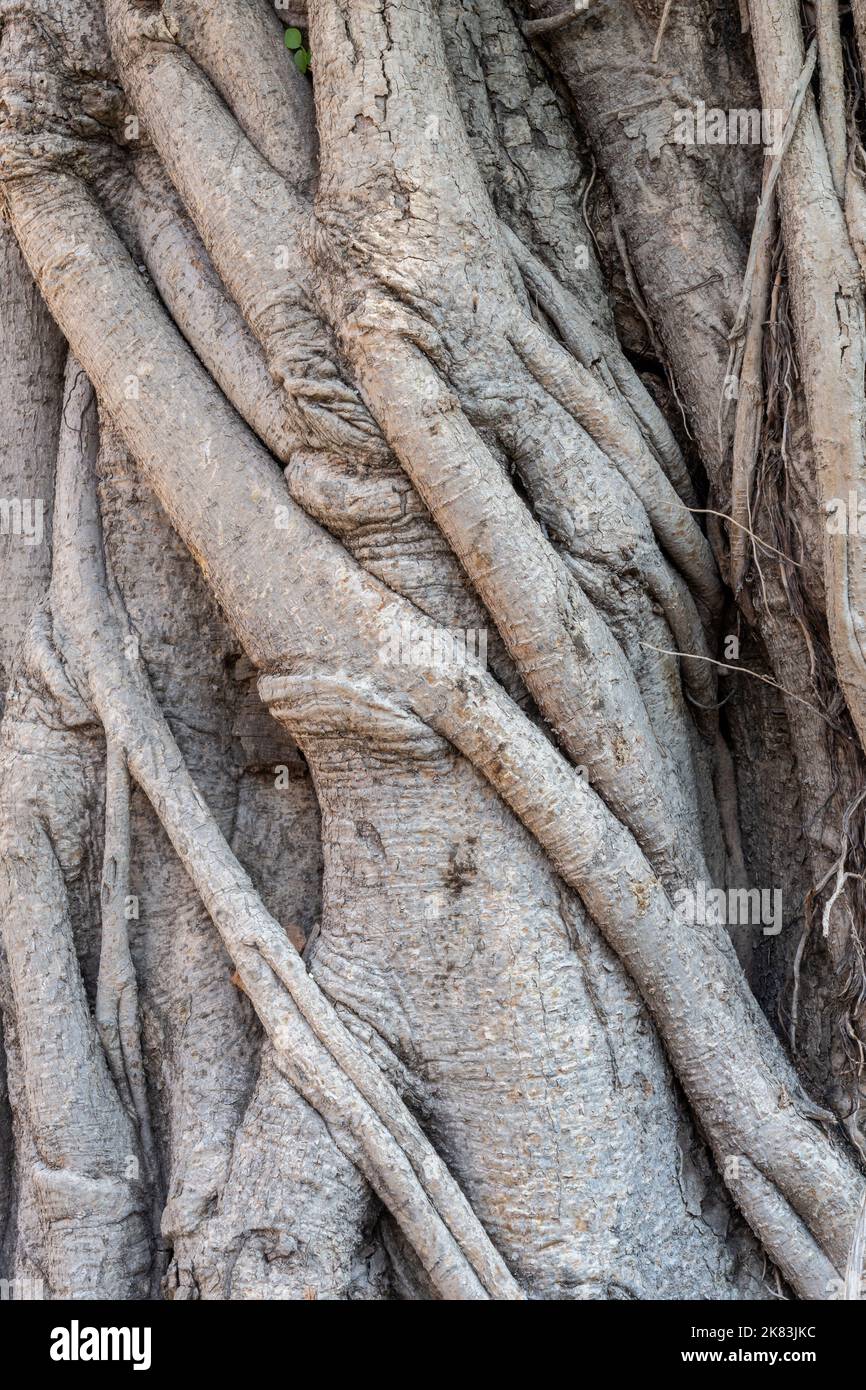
[294,47,310,74]
[284,27,303,50]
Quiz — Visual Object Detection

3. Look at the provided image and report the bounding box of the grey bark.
[1,0,865,1301]
[525,0,866,1125]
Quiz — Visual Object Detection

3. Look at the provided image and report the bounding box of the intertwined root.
[298,0,866,1291]
[300,0,726,888]
[3,0,865,1300]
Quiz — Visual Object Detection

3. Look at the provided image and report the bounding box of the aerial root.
[95,736,162,1196]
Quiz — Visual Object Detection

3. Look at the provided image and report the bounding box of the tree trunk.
[0,0,865,1300]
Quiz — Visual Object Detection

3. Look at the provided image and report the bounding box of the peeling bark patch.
[443,838,479,896]
[355,818,386,859]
